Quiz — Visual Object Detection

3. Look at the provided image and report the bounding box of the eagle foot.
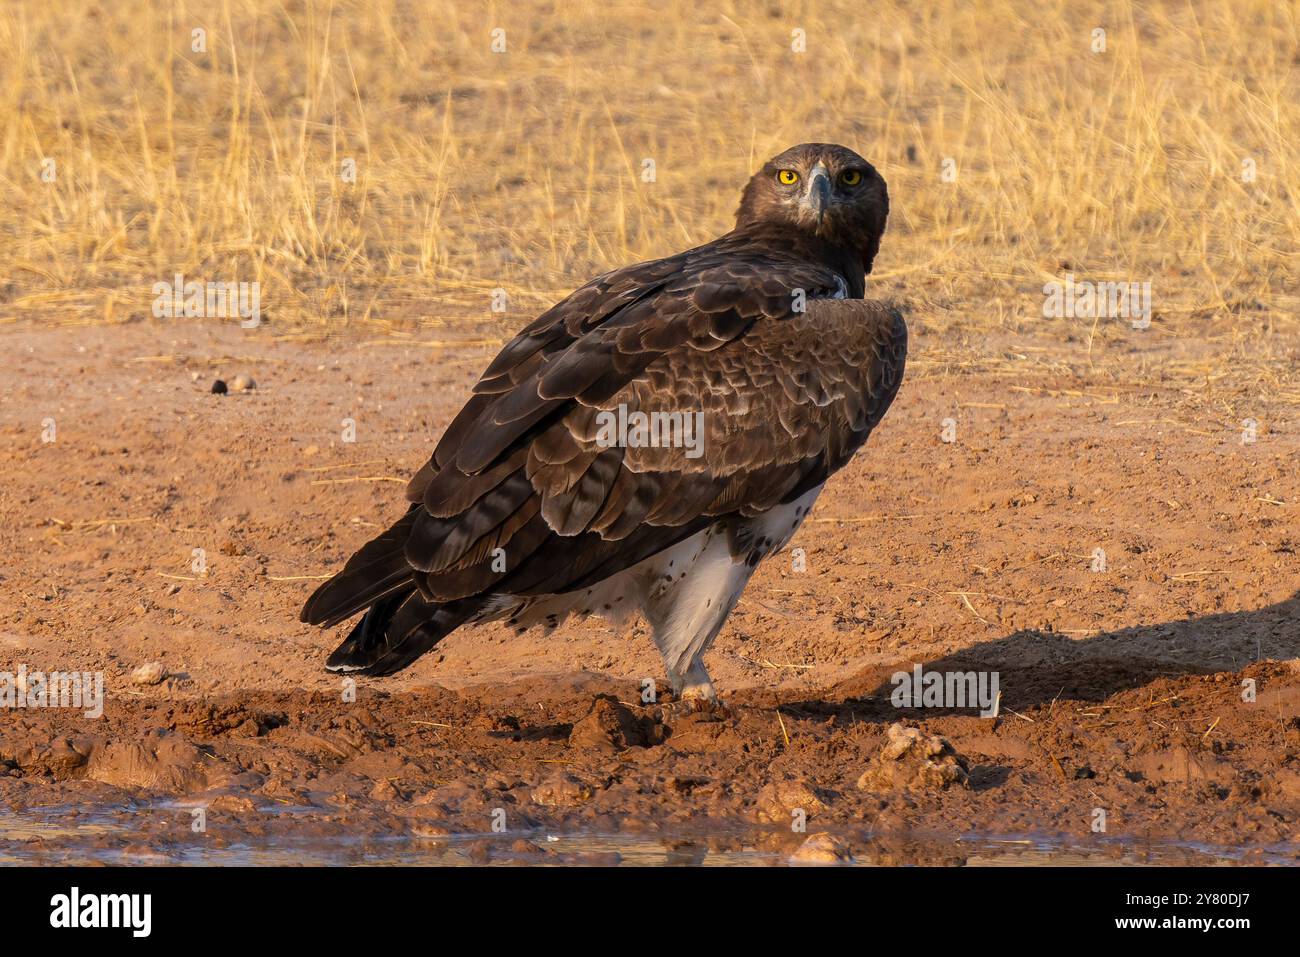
[661,694,733,723]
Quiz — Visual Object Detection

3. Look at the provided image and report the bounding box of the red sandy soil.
[2,316,1299,864]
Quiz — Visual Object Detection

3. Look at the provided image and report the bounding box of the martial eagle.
[302,143,907,703]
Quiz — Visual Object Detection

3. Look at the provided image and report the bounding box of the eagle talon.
[692,697,733,720]
[661,696,732,722]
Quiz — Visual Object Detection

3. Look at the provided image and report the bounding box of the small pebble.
[131,661,168,686]
[791,833,854,865]
[230,375,255,392]
[210,379,228,395]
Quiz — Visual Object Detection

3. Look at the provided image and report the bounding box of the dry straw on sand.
[0,0,1295,387]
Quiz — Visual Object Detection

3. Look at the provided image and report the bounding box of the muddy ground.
[2,316,1299,865]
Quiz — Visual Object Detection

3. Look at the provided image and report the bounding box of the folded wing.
[302,250,906,656]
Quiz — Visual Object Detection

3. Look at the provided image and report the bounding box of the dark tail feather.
[325,591,483,677]
[301,506,420,628]
[322,588,410,671]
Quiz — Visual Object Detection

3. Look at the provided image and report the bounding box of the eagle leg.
[643,525,753,705]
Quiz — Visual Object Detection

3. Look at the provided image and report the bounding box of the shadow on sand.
[782,589,1300,719]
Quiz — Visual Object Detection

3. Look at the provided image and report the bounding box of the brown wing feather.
[404,297,905,602]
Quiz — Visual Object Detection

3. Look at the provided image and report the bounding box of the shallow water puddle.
[0,806,1287,866]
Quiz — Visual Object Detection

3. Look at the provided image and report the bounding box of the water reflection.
[2,806,1290,866]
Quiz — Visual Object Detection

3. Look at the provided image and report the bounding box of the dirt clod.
[791,832,854,864]
[131,661,168,685]
[857,723,969,792]
[1131,746,1234,787]
[85,731,231,793]
[531,771,595,807]
[754,777,828,824]
[567,694,664,751]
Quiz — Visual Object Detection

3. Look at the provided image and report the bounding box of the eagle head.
[735,143,889,274]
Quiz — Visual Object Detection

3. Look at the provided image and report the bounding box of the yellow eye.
[840,169,863,186]
[777,169,800,186]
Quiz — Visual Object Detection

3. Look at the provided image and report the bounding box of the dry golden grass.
[0,0,1296,372]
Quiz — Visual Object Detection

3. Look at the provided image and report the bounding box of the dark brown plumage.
[301,143,907,696]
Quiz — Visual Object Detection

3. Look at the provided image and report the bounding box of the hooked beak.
[806,164,831,223]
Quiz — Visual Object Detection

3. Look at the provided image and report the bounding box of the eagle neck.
[731,223,865,297]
